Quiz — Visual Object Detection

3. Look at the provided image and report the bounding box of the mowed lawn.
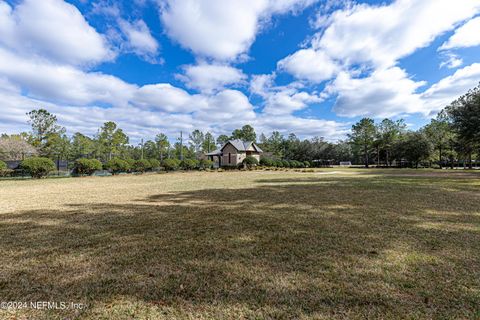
[0,169,479,319]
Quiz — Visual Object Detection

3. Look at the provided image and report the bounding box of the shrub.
[290,160,304,168]
[199,159,214,170]
[21,157,56,178]
[242,156,259,169]
[275,160,284,167]
[259,157,274,167]
[74,158,102,175]
[149,159,161,170]
[181,159,199,170]
[125,158,136,172]
[104,158,130,175]
[0,160,10,177]
[303,161,311,168]
[282,160,291,168]
[162,158,180,171]
[133,159,151,173]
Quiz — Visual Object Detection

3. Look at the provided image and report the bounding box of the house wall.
[250,154,261,162]
[222,144,239,166]
[220,143,262,166]
[237,152,247,164]
[236,152,260,165]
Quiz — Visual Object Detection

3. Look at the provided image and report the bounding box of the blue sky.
[1,0,480,143]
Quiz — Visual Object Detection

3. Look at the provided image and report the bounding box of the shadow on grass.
[0,177,479,319]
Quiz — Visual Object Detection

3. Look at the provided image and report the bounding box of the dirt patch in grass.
[0,171,479,319]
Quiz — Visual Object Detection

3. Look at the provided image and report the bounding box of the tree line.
[1,83,479,169]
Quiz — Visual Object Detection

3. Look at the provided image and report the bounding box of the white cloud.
[278,49,339,83]
[118,19,160,59]
[195,90,256,123]
[324,63,480,119]
[263,88,323,115]
[439,53,463,69]
[421,63,480,115]
[178,63,247,93]
[255,115,348,141]
[251,74,324,115]
[0,0,113,66]
[279,0,480,86]
[311,0,480,68]
[440,17,480,50]
[274,0,480,119]
[0,47,135,106]
[250,74,276,97]
[132,84,202,113]
[158,0,317,60]
[326,67,426,118]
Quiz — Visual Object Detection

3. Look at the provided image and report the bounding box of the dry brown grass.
[0,169,479,319]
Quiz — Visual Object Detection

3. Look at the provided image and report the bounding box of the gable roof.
[221,139,263,153]
[205,148,222,156]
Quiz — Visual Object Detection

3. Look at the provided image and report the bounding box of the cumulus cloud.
[277,49,339,83]
[0,47,136,106]
[118,19,160,60]
[262,88,323,115]
[158,0,317,60]
[251,74,324,115]
[310,0,480,68]
[326,67,426,118]
[278,0,480,84]
[132,84,202,113]
[440,17,480,51]
[0,0,113,66]
[275,0,480,119]
[177,63,247,93]
[323,63,480,119]
[439,53,463,69]
[250,73,276,97]
[255,115,348,141]
[421,63,480,115]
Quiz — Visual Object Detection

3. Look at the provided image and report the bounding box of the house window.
[228,153,231,164]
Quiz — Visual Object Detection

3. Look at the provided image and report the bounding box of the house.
[206,139,263,167]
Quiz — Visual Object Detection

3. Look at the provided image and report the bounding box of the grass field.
[0,169,479,319]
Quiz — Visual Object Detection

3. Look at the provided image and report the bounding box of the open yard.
[0,169,479,319]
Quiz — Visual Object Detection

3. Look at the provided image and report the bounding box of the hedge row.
[1,156,310,179]
[259,157,310,168]
[0,157,216,179]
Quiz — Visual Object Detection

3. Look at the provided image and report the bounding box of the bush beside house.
[162,159,180,171]
[133,159,151,173]
[74,158,102,175]
[0,160,11,177]
[149,159,161,170]
[21,157,56,178]
[104,158,130,175]
[242,156,259,169]
[181,159,199,170]
[199,159,214,170]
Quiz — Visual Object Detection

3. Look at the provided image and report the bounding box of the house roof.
[205,140,263,156]
[221,139,263,153]
[205,149,222,156]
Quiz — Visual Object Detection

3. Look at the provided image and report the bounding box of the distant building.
[206,139,263,167]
